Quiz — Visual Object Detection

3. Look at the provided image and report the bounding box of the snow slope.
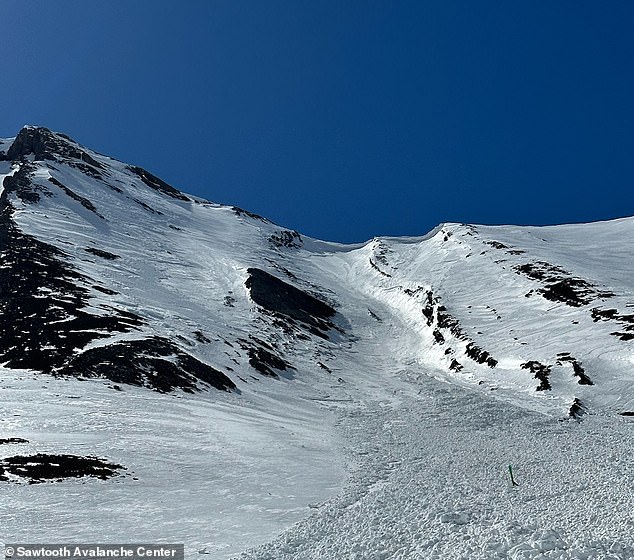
[1,127,633,559]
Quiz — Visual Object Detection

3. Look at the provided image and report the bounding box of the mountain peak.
[4,126,103,170]
[7,126,67,159]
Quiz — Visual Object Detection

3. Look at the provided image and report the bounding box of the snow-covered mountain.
[1,126,634,559]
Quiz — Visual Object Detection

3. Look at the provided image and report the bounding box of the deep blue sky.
[2,2,633,242]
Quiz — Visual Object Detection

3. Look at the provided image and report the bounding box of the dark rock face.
[0,150,234,396]
[0,453,124,483]
[232,206,270,222]
[246,268,337,337]
[0,438,29,445]
[556,353,593,385]
[541,279,596,307]
[92,285,118,295]
[521,361,552,391]
[436,305,467,341]
[369,258,391,277]
[0,175,144,372]
[569,398,586,419]
[60,336,235,393]
[481,238,526,256]
[48,177,103,218]
[612,332,634,341]
[128,166,189,201]
[269,230,303,249]
[590,307,634,341]
[591,308,620,321]
[422,291,435,326]
[193,330,211,343]
[85,247,121,260]
[403,287,500,371]
[247,345,293,377]
[6,127,104,171]
[235,337,295,378]
[485,240,510,250]
[3,163,50,203]
[132,197,162,214]
[6,126,66,160]
[515,260,631,342]
[465,343,498,368]
[433,329,445,344]
[449,359,463,372]
[514,261,614,307]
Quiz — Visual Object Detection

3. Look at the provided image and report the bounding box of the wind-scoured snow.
[1,127,634,559]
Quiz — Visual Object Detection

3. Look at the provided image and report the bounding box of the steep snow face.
[0,127,349,556]
[1,127,634,558]
[337,220,634,416]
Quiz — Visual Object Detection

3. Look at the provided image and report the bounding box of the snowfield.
[237,265,634,560]
[0,373,344,559]
[1,127,634,559]
[238,364,634,560]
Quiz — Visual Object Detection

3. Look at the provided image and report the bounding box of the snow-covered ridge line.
[2,125,634,558]
[1,125,633,416]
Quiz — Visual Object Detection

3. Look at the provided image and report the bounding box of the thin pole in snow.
[508,464,519,486]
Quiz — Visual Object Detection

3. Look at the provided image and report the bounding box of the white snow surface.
[1,129,634,558]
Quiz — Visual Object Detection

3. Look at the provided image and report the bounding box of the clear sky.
[2,1,633,242]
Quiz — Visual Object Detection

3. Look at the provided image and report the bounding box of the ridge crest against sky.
[2,1,633,242]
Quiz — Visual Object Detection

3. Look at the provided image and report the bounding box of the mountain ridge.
[2,125,634,558]
[0,125,633,417]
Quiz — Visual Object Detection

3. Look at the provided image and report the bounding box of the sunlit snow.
[1,128,634,559]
